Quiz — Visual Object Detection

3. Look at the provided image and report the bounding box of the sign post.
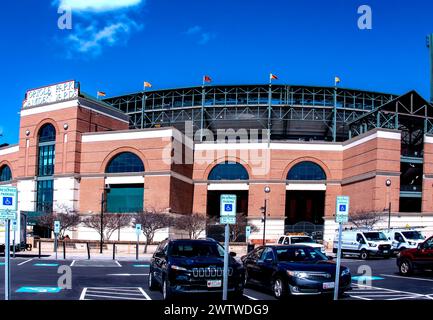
[245,225,251,243]
[54,221,60,260]
[334,196,350,301]
[135,224,142,260]
[220,194,237,301]
[12,220,17,258]
[0,186,18,301]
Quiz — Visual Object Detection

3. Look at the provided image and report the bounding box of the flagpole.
[333,79,338,142]
[267,75,272,147]
[200,76,205,142]
[141,86,146,129]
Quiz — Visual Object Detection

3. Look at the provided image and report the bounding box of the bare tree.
[37,205,81,238]
[83,213,133,240]
[230,213,259,242]
[175,213,207,239]
[134,210,173,253]
[348,210,383,229]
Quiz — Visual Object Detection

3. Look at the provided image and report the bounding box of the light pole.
[100,185,111,254]
[261,186,271,246]
[386,179,392,231]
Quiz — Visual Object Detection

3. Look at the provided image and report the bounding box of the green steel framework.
[103,85,397,142]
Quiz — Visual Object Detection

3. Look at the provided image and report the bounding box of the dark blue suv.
[148,239,245,300]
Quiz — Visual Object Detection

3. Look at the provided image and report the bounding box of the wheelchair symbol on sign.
[2,197,13,206]
[224,204,233,212]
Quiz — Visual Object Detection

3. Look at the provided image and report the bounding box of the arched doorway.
[206,162,249,242]
[285,161,326,240]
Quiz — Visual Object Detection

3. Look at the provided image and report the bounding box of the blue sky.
[0,0,432,143]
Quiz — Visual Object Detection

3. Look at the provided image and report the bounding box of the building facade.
[1,80,433,246]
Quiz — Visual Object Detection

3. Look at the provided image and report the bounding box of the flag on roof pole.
[270,73,278,82]
[144,81,152,89]
[97,91,106,100]
[334,76,341,86]
[203,75,212,85]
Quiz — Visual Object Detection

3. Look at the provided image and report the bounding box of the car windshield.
[290,236,314,244]
[364,232,387,241]
[402,231,424,240]
[276,247,327,262]
[170,243,224,258]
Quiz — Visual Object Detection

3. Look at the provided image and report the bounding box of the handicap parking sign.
[3,197,12,206]
[339,204,346,212]
[336,196,350,223]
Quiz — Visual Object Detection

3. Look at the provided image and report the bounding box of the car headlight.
[171,265,189,272]
[341,268,350,276]
[368,242,377,247]
[287,270,309,278]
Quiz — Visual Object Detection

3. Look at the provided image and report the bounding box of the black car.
[241,245,351,299]
[148,238,245,300]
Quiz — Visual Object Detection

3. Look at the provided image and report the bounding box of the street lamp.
[386,179,392,231]
[100,184,111,254]
[261,186,271,246]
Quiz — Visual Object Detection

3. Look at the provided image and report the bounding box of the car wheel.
[272,277,287,300]
[148,270,158,291]
[162,278,173,300]
[360,250,369,260]
[399,259,413,276]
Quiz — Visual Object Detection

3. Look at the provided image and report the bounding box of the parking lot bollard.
[38,239,41,259]
[113,244,116,260]
[86,242,90,260]
[63,241,66,260]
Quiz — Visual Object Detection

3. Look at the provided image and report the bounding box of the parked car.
[277,234,326,253]
[383,229,425,254]
[333,230,392,260]
[148,238,245,300]
[241,245,351,299]
[397,236,433,275]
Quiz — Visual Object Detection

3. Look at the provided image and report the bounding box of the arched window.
[208,162,249,180]
[0,165,12,182]
[38,123,56,143]
[287,161,326,180]
[106,152,144,173]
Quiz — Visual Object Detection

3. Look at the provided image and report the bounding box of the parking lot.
[0,256,432,301]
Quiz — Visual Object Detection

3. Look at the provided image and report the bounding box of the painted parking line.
[16,287,62,293]
[352,276,384,281]
[350,283,433,300]
[0,262,4,266]
[243,294,258,300]
[79,287,151,300]
[381,274,433,282]
[132,264,149,268]
[106,273,149,276]
[33,263,59,267]
[18,258,33,266]
[72,260,121,267]
[70,260,76,267]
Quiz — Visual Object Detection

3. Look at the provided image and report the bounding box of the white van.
[333,230,392,260]
[382,229,426,253]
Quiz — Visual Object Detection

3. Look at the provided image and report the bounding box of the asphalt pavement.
[0,256,432,301]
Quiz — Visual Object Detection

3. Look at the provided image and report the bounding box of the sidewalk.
[3,250,154,261]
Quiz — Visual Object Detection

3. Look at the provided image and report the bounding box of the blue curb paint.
[0,263,5,266]
[352,276,384,281]
[133,264,150,267]
[34,263,59,267]
[16,287,62,293]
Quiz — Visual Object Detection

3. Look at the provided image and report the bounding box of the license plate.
[207,280,222,288]
[323,282,335,290]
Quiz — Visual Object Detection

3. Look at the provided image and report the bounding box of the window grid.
[106,152,145,173]
[0,165,12,182]
[208,162,249,180]
[287,161,326,180]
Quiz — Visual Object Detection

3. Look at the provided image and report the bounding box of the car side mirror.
[155,251,165,258]
[229,252,237,257]
[417,244,423,250]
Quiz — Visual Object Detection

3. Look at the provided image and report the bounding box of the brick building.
[1,80,433,246]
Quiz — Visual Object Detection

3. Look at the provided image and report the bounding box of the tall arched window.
[105,152,144,173]
[208,162,249,180]
[36,123,56,213]
[287,161,326,180]
[0,165,12,182]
